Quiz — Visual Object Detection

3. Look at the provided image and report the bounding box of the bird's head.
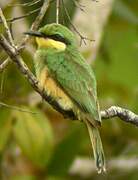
[25,23,77,51]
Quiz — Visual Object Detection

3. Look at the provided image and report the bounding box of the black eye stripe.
[41,33,70,45]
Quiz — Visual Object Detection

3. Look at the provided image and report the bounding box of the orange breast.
[38,67,73,110]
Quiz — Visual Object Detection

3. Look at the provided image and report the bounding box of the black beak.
[24,31,43,37]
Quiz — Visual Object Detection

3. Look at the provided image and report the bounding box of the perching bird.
[25,23,106,173]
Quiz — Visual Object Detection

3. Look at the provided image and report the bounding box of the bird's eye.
[46,34,70,45]
[49,34,64,41]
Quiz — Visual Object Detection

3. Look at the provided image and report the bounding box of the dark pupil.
[46,34,70,45]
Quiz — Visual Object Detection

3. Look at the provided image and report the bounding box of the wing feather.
[46,49,101,123]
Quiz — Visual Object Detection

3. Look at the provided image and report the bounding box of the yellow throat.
[36,37,66,51]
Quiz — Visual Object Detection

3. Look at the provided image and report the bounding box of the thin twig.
[56,0,60,24]
[72,0,85,12]
[0,8,41,24]
[0,101,38,114]
[18,0,51,50]
[0,58,10,73]
[0,8,15,47]
[0,70,5,94]
[8,0,42,7]
[61,0,94,45]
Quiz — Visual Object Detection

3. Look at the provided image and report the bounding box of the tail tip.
[97,166,106,174]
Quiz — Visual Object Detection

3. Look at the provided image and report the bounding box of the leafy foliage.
[13,107,54,168]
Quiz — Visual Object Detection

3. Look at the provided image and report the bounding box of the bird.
[25,23,106,173]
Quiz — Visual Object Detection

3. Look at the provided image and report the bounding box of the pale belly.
[38,67,73,110]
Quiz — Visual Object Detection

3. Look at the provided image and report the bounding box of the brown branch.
[0,5,138,127]
[101,106,138,126]
[0,8,15,47]
[0,35,138,126]
[0,7,15,73]
[0,35,75,119]
[0,0,51,72]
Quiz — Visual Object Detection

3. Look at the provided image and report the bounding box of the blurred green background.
[0,0,138,179]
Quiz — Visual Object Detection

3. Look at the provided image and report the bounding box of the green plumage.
[32,23,106,173]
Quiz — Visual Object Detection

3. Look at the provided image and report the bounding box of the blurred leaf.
[2,64,32,100]
[13,107,54,168]
[119,142,138,157]
[11,175,37,180]
[96,26,138,90]
[113,0,138,25]
[47,176,70,180]
[0,108,12,152]
[47,122,84,176]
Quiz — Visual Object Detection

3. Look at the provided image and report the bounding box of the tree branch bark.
[0,35,75,119]
[0,4,138,127]
[0,8,15,47]
[0,0,51,72]
[101,106,138,126]
[0,34,138,127]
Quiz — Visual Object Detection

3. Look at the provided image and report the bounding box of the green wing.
[46,50,101,123]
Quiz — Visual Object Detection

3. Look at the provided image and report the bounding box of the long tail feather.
[85,119,106,173]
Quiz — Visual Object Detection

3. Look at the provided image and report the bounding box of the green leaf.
[13,107,54,168]
[96,26,138,90]
[47,122,84,176]
[0,108,12,152]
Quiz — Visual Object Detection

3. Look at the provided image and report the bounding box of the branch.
[0,8,41,24]
[101,106,138,126]
[62,0,94,45]
[0,0,51,72]
[0,7,15,73]
[0,35,138,127]
[0,8,15,47]
[0,101,37,114]
[18,0,51,50]
[0,6,138,126]
[70,157,138,177]
[0,35,76,120]
[56,0,60,24]
[0,58,10,72]
[8,0,41,7]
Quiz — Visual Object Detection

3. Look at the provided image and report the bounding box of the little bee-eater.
[25,23,106,173]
